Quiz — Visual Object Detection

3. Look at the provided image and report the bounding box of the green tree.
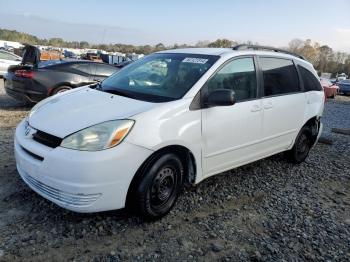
[208,39,233,48]
[79,41,89,49]
[155,43,165,51]
[48,38,64,47]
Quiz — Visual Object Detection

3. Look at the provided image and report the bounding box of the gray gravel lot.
[0,79,28,108]
[0,79,349,261]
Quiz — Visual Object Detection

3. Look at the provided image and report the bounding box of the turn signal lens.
[109,127,130,147]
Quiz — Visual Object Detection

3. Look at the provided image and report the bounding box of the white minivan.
[15,46,324,218]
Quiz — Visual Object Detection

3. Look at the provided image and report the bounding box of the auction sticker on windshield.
[182,57,208,64]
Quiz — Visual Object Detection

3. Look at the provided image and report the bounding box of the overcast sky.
[0,0,349,52]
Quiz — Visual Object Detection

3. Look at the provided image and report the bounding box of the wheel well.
[49,84,73,95]
[303,116,320,145]
[125,145,196,207]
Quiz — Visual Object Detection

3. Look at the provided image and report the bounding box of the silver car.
[0,50,21,77]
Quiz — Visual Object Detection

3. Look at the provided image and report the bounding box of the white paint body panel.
[201,100,263,177]
[260,93,306,154]
[14,48,325,212]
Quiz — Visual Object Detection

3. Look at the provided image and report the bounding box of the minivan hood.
[29,87,158,138]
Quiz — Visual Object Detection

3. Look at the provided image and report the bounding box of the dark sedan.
[338,79,350,95]
[4,60,119,104]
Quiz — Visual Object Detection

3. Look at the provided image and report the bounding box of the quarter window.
[207,57,257,101]
[298,66,322,91]
[260,58,299,96]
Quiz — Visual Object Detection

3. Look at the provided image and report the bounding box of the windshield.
[100,53,219,102]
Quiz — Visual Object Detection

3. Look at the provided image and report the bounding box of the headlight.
[61,120,134,151]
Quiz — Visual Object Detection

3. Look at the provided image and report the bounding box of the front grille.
[21,171,101,207]
[33,130,62,148]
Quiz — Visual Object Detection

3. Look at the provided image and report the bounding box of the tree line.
[1,28,349,76]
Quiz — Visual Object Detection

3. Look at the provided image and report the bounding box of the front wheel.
[285,126,312,164]
[132,153,184,219]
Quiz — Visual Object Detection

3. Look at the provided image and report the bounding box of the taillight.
[15,70,34,79]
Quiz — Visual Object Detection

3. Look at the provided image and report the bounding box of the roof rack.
[232,44,305,60]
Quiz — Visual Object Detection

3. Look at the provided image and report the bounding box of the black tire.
[132,153,184,219]
[52,86,71,95]
[285,126,312,164]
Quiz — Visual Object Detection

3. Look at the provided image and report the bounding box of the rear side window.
[91,63,118,76]
[298,66,322,91]
[207,57,257,102]
[70,63,91,74]
[260,57,300,96]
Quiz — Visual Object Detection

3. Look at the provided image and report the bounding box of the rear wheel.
[52,86,71,95]
[132,153,184,219]
[286,126,312,164]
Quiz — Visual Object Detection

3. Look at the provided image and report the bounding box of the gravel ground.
[0,78,349,261]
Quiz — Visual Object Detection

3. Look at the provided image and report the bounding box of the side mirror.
[206,89,236,107]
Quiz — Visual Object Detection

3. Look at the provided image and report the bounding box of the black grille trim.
[21,146,44,161]
[32,130,62,148]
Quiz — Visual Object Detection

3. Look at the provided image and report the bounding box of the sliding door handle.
[251,105,262,112]
[263,102,273,109]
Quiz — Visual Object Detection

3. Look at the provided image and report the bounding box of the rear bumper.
[4,78,47,103]
[324,87,338,98]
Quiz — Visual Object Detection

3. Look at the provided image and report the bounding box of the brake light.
[15,70,34,79]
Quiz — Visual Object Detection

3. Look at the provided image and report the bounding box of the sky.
[0,0,350,52]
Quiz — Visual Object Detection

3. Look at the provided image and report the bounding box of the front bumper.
[15,119,153,213]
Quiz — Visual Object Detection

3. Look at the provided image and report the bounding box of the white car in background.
[14,46,324,219]
[0,50,21,77]
[337,73,347,82]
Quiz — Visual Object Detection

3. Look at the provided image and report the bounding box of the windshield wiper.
[101,88,134,99]
[90,82,102,90]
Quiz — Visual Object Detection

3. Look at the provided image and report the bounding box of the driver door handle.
[251,104,262,112]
